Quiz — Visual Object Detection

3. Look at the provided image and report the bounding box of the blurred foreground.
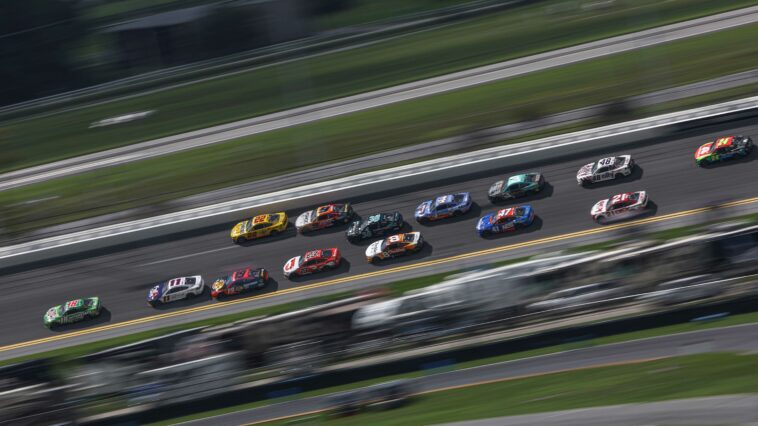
[3,218,758,424]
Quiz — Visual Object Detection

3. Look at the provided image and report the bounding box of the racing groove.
[1,121,758,347]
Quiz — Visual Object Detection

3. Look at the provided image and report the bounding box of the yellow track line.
[2,196,757,353]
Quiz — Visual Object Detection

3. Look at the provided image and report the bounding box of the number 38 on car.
[43,297,102,328]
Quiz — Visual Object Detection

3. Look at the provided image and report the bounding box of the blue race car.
[415,193,472,222]
[476,206,534,236]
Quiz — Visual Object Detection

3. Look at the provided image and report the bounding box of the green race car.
[43,297,102,328]
[488,172,545,202]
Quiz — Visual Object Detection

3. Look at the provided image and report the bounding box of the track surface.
[1,7,757,191]
[1,121,757,350]
[181,323,758,426]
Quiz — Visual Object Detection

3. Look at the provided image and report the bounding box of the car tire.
[186,292,195,299]
[326,262,336,269]
[237,235,246,243]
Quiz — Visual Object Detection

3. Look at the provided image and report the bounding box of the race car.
[576,155,634,185]
[591,191,648,223]
[365,232,424,263]
[295,204,356,233]
[695,135,753,166]
[476,206,535,236]
[488,173,544,202]
[415,193,472,222]
[43,297,101,328]
[210,267,269,299]
[231,212,288,243]
[346,212,404,242]
[283,248,341,278]
[147,276,204,306]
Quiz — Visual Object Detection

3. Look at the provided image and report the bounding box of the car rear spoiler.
[342,203,353,214]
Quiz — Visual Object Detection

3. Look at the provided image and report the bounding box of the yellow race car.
[231,212,288,243]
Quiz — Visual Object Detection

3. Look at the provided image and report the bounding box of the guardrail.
[1,96,758,269]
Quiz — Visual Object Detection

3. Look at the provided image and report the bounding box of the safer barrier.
[1,96,758,268]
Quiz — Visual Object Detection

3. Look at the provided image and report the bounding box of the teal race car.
[488,173,545,202]
[43,297,102,328]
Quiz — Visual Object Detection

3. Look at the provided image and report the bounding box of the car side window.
[595,166,607,174]
[253,223,268,230]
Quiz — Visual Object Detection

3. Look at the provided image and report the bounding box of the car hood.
[577,163,594,178]
[284,256,302,274]
[45,306,61,322]
[346,220,364,236]
[488,181,504,196]
[147,284,163,301]
[296,211,313,228]
[366,240,384,257]
[231,222,245,236]
[477,214,494,230]
[591,199,609,215]
[695,142,715,159]
[415,201,432,217]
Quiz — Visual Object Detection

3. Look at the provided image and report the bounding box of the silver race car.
[591,191,648,223]
[576,155,634,185]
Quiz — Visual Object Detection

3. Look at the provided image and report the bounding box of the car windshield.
[515,207,527,216]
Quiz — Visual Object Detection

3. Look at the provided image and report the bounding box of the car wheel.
[453,210,462,217]
[326,262,336,269]
[237,235,246,243]
[186,292,195,299]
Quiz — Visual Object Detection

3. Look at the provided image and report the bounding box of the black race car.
[346,212,403,242]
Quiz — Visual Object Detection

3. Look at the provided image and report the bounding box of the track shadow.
[151,288,212,310]
[235,224,297,246]
[48,307,112,333]
[299,221,354,237]
[480,216,544,240]
[213,278,281,301]
[286,258,352,283]
[579,165,645,191]
[347,222,411,246]
[415,203,482,228]
[488,182,555,206]
[368,242,434,267]
[697,151,756,169]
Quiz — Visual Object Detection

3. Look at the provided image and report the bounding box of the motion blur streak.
[236,356,667,426]
[2,196,755,354]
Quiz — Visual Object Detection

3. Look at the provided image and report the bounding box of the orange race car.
[365,232,424,263]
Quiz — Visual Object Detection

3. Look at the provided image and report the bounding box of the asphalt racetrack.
[1,120,758,352]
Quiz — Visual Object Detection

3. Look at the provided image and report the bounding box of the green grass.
[264,353,758,426]
[3,0,755,173]
[3,23,757,235]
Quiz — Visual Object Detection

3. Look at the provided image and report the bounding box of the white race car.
[591,191,648,223]
[576,155,634,185]
[147,276,204,306]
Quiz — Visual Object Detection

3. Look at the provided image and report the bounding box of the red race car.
[283,248,341,279]
[211,267,269,299]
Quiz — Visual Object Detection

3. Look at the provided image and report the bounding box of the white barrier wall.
[1,96,757,268]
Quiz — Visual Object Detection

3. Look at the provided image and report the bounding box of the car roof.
[496,208,516,219]
[507,174,527,186]
[317,205,336,215]
[304,249,323,260]
[434,195,454,206]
